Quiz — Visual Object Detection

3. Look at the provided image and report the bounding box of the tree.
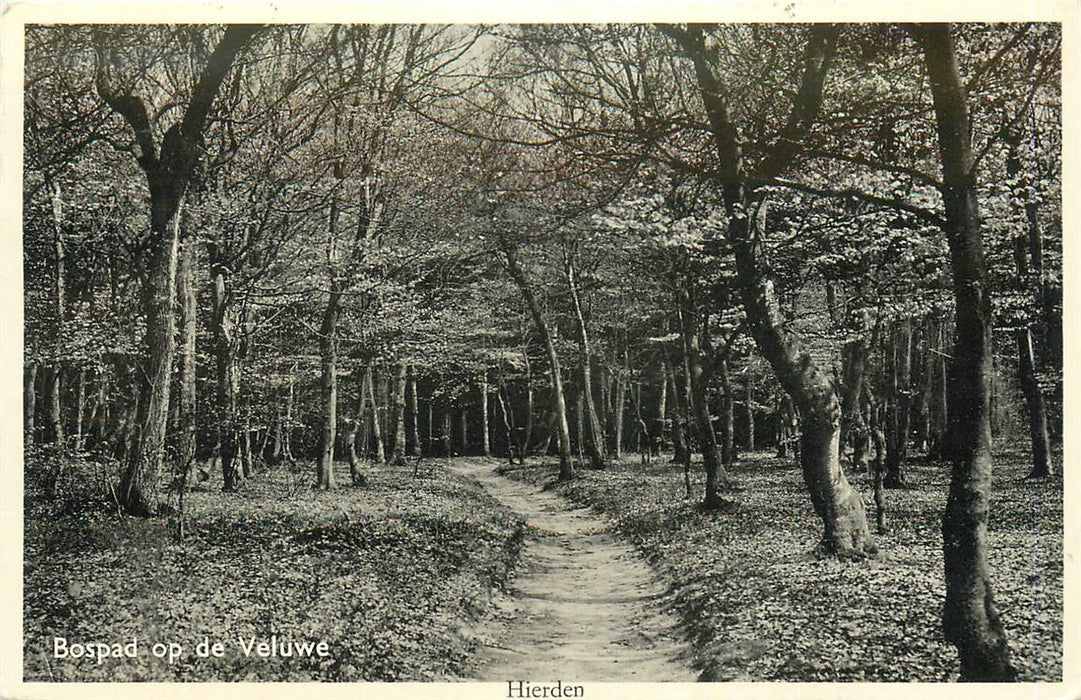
[95,25,261,514]
[663,24,874,555]
[916,22,1017,682]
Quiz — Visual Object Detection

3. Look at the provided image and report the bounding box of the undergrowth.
[24,449,524,682]
[502,448,1062,682]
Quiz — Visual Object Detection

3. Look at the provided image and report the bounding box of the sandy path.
[449,458,697,682]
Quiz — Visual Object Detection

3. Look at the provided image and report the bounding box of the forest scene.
[18,20,1064,686]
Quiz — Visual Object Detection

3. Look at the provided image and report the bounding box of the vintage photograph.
[14,17,1064,688]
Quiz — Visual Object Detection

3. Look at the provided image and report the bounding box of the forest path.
[447,457,697,682]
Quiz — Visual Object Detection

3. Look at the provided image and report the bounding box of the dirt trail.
[449,458,696,682]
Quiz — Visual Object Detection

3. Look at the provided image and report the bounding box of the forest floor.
[447,457,696,681]
[23,450,525,681]
[22,446,1062,683]
[499,447,1063,682]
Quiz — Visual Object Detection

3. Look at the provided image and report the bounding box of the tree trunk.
[885,318,912,487]
[523,349,534,458]
[48,182,65,452]
[387,362,407,465]
[284,366,296,461]
[664,356,690,469]
[1005,129,1053,478]
[121,195,182,514]
[930,317,949,455]
[564,245,608,469]
[442,409,452,457]
[317,284,341,489]
[407,365,421,457]
[175,235,197,485]
[575,390,585,463]
[677,291,729,508]
[98,25,259,515]
[480,372,491,457]
[211,262,239,493]
[838,314,868,467]
[672,22,870,554]
[502,241,572,480]
[719,358,734,467]
[919,24,1017,681]
[1015,328,1050,477]
[912,320,934,454]
[614,350,628,461]
[74,367,86,453]
[24,362,38,442]
[366,365,385,464]
[870,397,888,535]
[656,363,668,450]
[745,366,755,452]
[460,406,469,455]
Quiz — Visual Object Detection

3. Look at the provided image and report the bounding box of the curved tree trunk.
[668,23,871,555]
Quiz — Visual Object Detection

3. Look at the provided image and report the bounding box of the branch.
[749,176,947,228]
[94,52,159,171]
[180,25,262,141]
[757,24,842,181]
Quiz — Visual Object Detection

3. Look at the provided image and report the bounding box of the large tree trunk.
[613,350,628,460]
[317,284,341,489]
[98,25,259,515]
[919,24,1017,681]
[670,23,871,555]
[121,195,182,513]
[503,241,573,480]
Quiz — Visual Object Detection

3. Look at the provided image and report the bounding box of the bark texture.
[919,23,1016,682]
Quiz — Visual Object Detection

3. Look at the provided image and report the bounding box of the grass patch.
[502,448,1062,682]
[23,451,524,682]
